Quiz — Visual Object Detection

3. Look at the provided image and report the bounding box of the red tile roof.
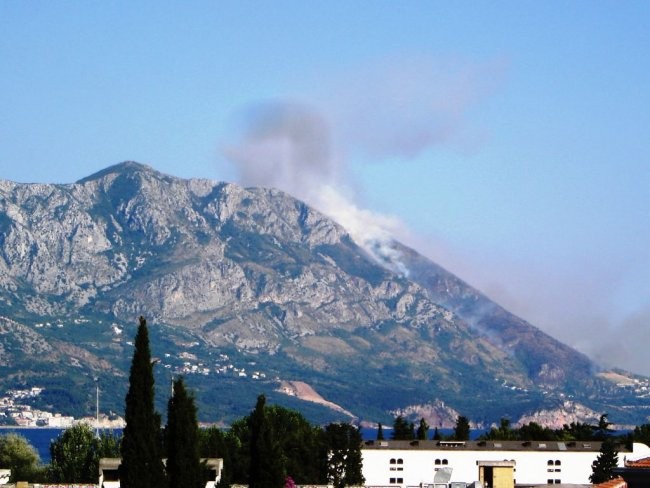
[625,456,650,468]
[594,477,627,488]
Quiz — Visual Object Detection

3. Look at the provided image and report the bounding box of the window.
[548,459,562,472]
[442,459,448,465]
[390,458,396,464]
[435,459,441,465]
[389,477,403,484]
[397,458,403,464]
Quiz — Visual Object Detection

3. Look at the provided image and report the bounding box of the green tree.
[97,431,121,459]
[391,415,415,440]
[594,413,612,441]
[432,427,441,440]
[590,438,619,484]
[633,423,650,446]
[166,377,202,488]
[481,418,517,441]
[416,418,429,440]
[557,421,595,441]
[217,399,328,487]
[266,404,327,484]
[224,417,252,485]
[325,423,364,488]
[0,433,44,482]
[200,426,240,488]
[453,416,470,441]
[49,423,98,483]
[120,316,166,488]
[376,423,384,441]
[518,422,556,441]
[249,394,284,488]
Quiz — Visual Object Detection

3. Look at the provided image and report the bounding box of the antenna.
[95,378,100,438]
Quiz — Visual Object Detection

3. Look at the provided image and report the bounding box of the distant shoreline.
[0,425,122,430]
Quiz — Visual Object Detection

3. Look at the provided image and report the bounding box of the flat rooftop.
[362,439,632,453]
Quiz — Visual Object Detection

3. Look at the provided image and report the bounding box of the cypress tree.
[590,438,619,484]
[166,377,202,488]
[325,423,364,488]
[454,416,471,441]
[120,316,166,488]
[391,415,415,440]
[376,423,384,441]
[416,418,429,440]
[249,394,284,488]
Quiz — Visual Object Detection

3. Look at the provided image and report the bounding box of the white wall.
[361,442,650,487]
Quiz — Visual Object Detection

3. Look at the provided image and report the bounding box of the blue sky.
[1,1,649,375]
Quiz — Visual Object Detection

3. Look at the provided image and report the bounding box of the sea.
[0,428,121,463]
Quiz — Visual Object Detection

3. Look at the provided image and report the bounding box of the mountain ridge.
[0,162,646,426]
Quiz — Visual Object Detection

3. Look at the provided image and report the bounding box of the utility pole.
[95,378,100,437]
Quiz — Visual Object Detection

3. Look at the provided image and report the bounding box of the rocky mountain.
[0,162,647,426]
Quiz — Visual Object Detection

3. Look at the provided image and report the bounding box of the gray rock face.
[0,163,445,343]
[0,162,641,424]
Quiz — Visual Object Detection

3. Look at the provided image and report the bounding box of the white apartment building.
[361,439,650,487]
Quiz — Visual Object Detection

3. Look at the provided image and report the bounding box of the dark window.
[435,459,441,465]
[442,459,448,465]
[390,458,396,464]
[103,469,119,482]
[547,460,554,465]
[555,460,561,466]
[397,458,403,464]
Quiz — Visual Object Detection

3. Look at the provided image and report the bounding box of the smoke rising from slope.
[224,102,337,195]
[224,101,411,275]
[223,56,500,274]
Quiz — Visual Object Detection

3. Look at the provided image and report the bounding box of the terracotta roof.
[593,477,627,488]
[625,456,650,468]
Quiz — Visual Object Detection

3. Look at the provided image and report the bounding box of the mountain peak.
[76,161,161,184]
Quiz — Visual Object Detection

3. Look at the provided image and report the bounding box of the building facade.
[361,439,650,487]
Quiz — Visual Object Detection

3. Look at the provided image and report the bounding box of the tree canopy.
[391,415,415,440]
[120,316,166,488]
[325,422,364,488]
[590,438,619,484]
[249,394,285,488]
[453,416,470,441]
[165,377,202,488]
[0,433,44,483]
[49,423,99,483]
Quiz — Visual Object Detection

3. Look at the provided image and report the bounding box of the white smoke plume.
[223,101,411,275]
[323,54,505,159]
[222,56,499,274]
